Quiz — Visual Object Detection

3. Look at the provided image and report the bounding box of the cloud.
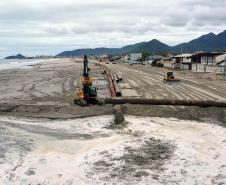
[0,0,226,58]
[44,28,69,35]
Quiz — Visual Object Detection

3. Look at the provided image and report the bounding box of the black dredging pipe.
[111,74,115,81]
[114,74,119,83]
[113,79,122,97]
[116,73,123,81]
[105,98,226,107]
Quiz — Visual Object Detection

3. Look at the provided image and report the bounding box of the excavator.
[163,71,181,85]
[74,55,98,106]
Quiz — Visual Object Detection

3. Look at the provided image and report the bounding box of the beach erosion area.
[0,58,226,184]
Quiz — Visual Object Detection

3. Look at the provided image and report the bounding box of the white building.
[216,53,226,66]
[127,53,142,64]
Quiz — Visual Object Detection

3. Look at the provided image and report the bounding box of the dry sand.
[0,58,113,118]
[0,58,226,124]
[104,62,226,125]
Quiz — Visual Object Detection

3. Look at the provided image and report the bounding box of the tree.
[142,52,149,65]
[107,54,113,60]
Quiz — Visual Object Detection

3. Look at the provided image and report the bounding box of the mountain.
[119,42,146,53]
[131,39,171,53]
[56,30,226,56]
[172,32,216,53]
[5,53,25,59]
[56,42,146,57]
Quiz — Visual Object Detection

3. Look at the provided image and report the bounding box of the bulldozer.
[163,71,181,85]
[74,55,98,106]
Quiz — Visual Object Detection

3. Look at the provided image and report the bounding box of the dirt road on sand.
[104,62,226,124]
[105,63,226,100]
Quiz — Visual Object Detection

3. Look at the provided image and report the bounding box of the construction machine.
[163,71,181,85]
[74,55,98,106]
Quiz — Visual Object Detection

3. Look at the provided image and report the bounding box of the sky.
[0,0,226,59]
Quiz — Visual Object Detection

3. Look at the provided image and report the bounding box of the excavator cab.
[74,55,99,106]
[167,71,174,79]
[89,86,97,98]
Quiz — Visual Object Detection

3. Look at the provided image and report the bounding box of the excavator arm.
[75,55,98,106]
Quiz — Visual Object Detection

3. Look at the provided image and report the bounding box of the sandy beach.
[0,58,225,124]
[0,58,113,118]
[0,58,226,184]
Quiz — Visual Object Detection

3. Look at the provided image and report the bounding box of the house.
[216,53,226,67]
[119,55,129,63]
[157,60,174,68]
[191,52,225,72]
[173,53,193,63]
[127,53,142,64]
[190,52,224,65]
[146,55,164,65]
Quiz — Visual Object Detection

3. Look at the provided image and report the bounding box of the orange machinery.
[163,71,181,85]
[75,55,98,105]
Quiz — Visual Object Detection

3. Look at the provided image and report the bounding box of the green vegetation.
[174,69,186,71]
[151,66,169,69]
[216,73,226,75]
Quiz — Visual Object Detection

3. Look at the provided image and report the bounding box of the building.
[191,52,225,72]
[119,55,129,63]
[190,52,224,65]
[216,53,226,67]
[146,55,164,66]
[127,53,142,64]
[173,53,193,63]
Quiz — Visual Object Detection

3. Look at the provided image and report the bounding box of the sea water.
[0,58,58,70]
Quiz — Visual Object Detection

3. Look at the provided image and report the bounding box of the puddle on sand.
[0,115,226,184]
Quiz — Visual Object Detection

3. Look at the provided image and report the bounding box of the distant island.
[5,54,25,59]
[4,54,57,60]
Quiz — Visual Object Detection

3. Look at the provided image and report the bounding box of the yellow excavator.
[164,71,181,85]
[74,55,98,106]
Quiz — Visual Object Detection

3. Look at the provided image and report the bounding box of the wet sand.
[0,115,225,184]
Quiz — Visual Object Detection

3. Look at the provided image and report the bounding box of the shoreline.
[0,102,225,127]
[0,58,59,71]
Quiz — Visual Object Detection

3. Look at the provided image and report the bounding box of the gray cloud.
[44,27,69,34]
[0,0,226,58]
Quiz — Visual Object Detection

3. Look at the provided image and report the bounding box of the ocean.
[0,58,58,70]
